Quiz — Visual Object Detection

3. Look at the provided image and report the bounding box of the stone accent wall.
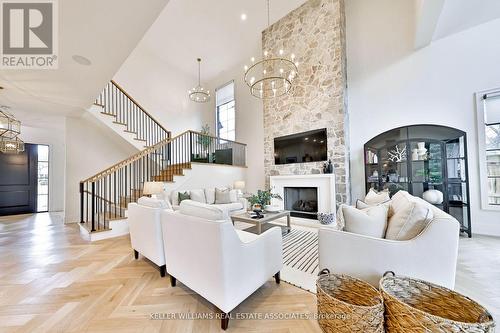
[263,0,349,204]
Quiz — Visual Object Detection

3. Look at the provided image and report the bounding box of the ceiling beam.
[414,0,446,49]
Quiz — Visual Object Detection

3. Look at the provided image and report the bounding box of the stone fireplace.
[262,0,349,204]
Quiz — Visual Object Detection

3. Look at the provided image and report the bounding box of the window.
[216,81,235,141]
[37,145,49,212]
[477,90,500,209]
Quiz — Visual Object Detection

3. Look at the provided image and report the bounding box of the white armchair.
[128,202,166,277]
[319,198,460,289]
[160,210,283,330]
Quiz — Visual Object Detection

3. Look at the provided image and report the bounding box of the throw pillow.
[179,200,225,221]
[335,204,347,230]
[385,201,433,241]
[356,198,391,209]
[229,189,238,203]
[204,188,216,204]
[215,188,231,204]
[342,205,389,238]
[364,188,390,205]
[190,189,206,203]
[178,191,191,204]
[137,196,170,209]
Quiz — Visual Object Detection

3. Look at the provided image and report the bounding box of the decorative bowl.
[317,212,335,225]
[264,205,281,213]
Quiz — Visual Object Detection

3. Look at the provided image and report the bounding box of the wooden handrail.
[188,130,247,146]
[81,130,191,183]
[110,80,170,135]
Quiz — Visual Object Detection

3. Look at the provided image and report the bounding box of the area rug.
[281,227,319,293]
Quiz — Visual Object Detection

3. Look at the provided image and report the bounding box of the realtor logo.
[1,0,58,69]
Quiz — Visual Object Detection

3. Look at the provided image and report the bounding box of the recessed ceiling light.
[241,13,247,21]
[72,54,92,66]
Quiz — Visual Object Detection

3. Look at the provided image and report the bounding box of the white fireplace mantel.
[269,174,336,214]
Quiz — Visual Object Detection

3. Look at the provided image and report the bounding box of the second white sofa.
[160,208,283,330]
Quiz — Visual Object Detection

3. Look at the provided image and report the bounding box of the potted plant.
[248,189,282,211]
[196,124,211,161]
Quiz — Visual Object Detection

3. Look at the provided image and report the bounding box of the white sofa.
[319,191,460,288]
[160,209,283,330]
[128,202,167,277]
[169,188,247,220]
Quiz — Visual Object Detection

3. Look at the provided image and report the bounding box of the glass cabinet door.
[409,141,445,208]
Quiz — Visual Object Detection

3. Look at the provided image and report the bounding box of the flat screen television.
[274,128,327,165]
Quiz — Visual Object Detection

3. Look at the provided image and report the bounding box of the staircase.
[90,80,170,149]
[80,81,247,238]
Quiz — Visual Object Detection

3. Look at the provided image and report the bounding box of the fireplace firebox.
[284,187,318,219]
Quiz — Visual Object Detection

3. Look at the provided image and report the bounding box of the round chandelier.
[188,58,210,103]
[0,106,25,154]
[244,0,299,99]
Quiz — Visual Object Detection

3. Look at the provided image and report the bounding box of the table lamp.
[143,181,164,199]
[234,180,245,196]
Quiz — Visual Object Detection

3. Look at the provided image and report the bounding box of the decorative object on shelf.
[317,269,384,333]
[372,170,379,178]
[388,145,407,162]
[248,189,282,211]
[387,171,399,183]
[323,159,334,174]
[366,150,378,164]
[0,106,24,154]
[317,212,335,225]
[422,189,444,205]
[188,58,210,103]
[243,0,298,99]
[411,148,419,161]
[380,272,495,333]
[143,182,164,199]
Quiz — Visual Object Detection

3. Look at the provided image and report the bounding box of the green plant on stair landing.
[248,189,283,210]
[196,124,212,162]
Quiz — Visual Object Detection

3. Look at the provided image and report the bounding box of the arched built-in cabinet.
[364,125,471,237]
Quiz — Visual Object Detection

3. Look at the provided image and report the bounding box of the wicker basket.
[316,269,384,333]
[380,272,496,333]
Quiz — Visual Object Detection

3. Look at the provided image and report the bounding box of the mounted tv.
[274,128,327,165]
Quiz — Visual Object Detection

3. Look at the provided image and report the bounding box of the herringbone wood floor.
[0,213,320,333]
[1,213,499,332]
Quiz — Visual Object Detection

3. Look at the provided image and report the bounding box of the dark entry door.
[0,143,38,216]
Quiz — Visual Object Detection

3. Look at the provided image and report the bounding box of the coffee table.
[231,211,291,235]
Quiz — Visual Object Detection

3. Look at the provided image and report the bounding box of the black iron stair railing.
[95,80,170,148]
[80,130,246,232]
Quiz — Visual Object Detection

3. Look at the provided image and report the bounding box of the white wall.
[163,163,247,194]
[20,120,66,212]
[205,50,265,194]
[64,114,138,223]
[346,0,500,235]
[113,47,212,136]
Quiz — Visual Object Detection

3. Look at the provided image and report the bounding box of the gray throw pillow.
[215,188,231,204]
[178,191,191,204]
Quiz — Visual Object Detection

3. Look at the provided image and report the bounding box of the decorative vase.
[412,149,419,161]
[417,142,426,150]
[317,212,335,225]
[422,189,443,205]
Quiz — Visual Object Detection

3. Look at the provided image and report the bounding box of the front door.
[0,144,38,216]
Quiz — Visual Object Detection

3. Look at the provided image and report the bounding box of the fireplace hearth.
[284,187,318,219]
